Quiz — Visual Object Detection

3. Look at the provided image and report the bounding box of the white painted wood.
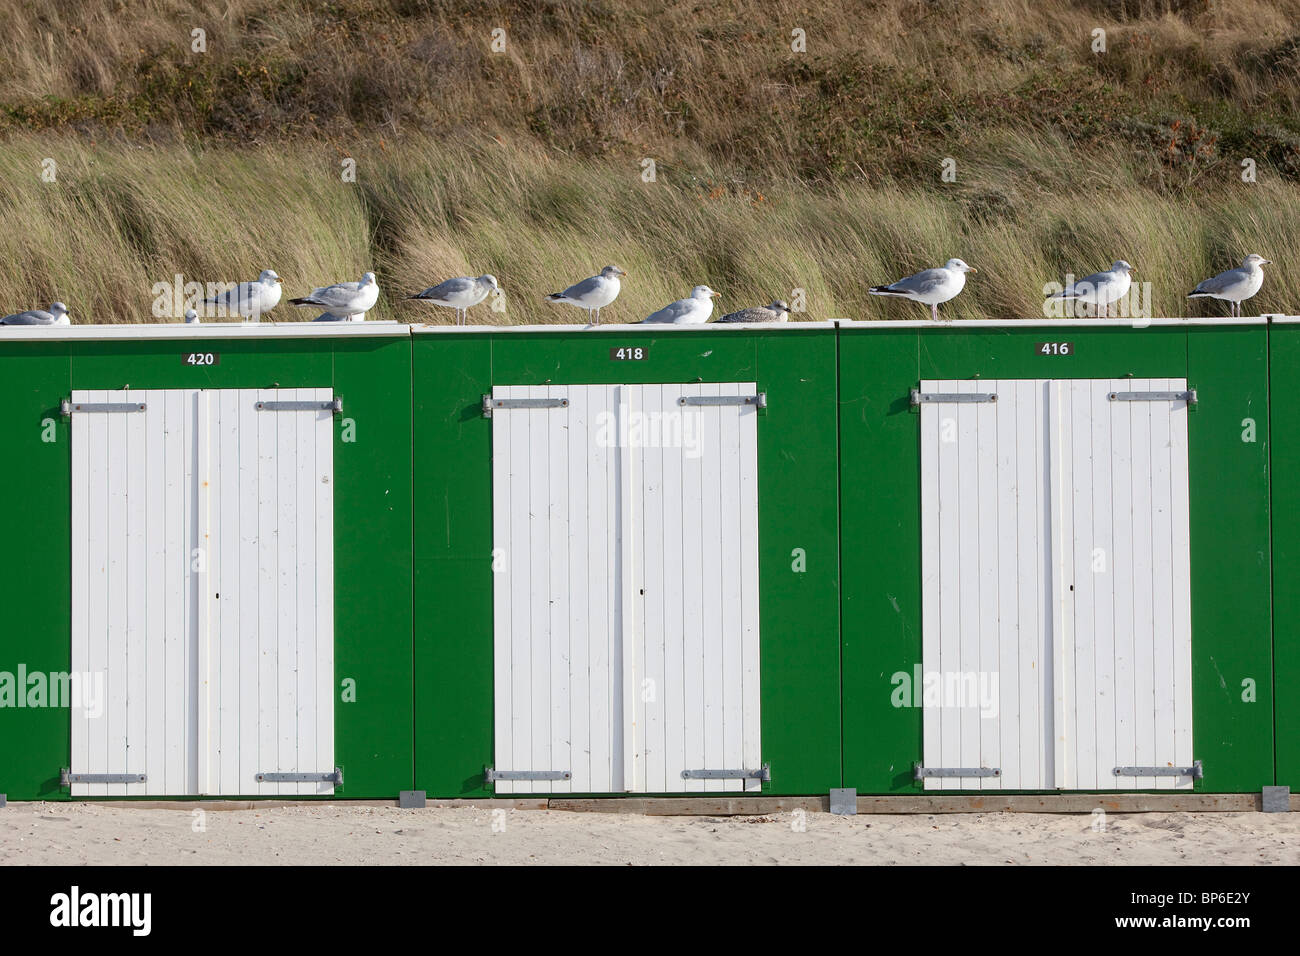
[70,388,335,797]
[490,382,762,795]
[619,385,638,793]
[697,384,725,794]
[919,377,1195,792]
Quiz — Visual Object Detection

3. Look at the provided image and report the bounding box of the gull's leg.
[931,302,939,322]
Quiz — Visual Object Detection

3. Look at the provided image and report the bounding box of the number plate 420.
[183,352,219,366]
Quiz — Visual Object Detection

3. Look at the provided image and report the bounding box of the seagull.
[203,269,282,321]
[718,300,791,323]
[407,275,500,325]
[290,272,379,320]
[184,308,199,324]
[1188,254,1271,317]
[1,302,70,325]
[641,285,720,324]
[1047,260,1133,318]
[312,311,366,322]
[546,265,626,324]
[870,259,975,321]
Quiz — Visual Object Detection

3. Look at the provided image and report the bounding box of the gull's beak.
[1263,259,1273,265]
[711,291,721,297]
[968,267,978,274]
[274,276,282,283]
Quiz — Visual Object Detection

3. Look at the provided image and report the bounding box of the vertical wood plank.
[737,385,762,793]
[313,387,336,794]
[919,383,940,790]
[1108,380,1136,790]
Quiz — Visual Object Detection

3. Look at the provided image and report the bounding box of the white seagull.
[203,269,282,321]
[718,300,791,323]
[870,259,975,321]
[312,311,366,322]
[290,272,379,320]
[1,302,70,325]
[407,275,500,325]
[546,265,626,324]
[1047,260,1134,318]
[184,308,199,324]
[1188,254,1271,317]
[641,285,720,324]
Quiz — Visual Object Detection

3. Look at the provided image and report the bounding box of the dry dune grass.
[0,1,1298,322]
[3,131,1300,323]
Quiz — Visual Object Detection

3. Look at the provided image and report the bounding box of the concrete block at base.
[399,790,427,809]
[829,788,857,815]
[1262,786,1290,813]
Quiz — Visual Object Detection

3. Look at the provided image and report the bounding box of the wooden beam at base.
[550,793,1288,815]
[549,797,828,815]
[854,794,1268,814]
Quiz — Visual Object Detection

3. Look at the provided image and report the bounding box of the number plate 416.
[1036,342,1073,356]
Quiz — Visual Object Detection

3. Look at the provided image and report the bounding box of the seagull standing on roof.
[1046,260,1133,318]
[203,269,282,321]
[870,259,975,321]
[406,275,500,325]
[184,308,199,324]
[546,265,626,324]
[1,302,70,325]
[1188,254,1271,317]
[718,300,791,323]
[640,285,720,324]
[290,272,379,320]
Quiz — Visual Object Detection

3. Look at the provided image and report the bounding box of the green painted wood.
[411,328,842,797]
[0,334,413,799]
[1269,323,1300,788]
[0,345,73,799]
[838,322,1274,794]
[1186,327,1273,792]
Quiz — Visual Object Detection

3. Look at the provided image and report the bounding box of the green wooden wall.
[0,319,1288,800]
[0,333,413,800]
[411,328,843,797]
[837,322,1275,793]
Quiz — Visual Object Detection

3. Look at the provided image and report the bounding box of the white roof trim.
[409,321,839,334]
[0,321,411,341]
[836,316,1276,329]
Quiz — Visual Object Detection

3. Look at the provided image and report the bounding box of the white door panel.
[919,378,1194,791]
[491,383,762,794]
[70,388,335,797]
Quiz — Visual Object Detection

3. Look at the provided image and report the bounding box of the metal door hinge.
[914,764,1001,779]
[1108,390,1196,405]
[484,768,571,782]
[482,396,568,418]
[60,400,146,416]
[256,768,343,785]
[678,393,767,408]
[1113,761,1202,779]
[61,769,147,785]
[681,764,771,781]
[910,389,997,406]
[256,399,342,413]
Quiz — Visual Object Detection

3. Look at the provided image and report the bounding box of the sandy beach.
[2,803,1297,865]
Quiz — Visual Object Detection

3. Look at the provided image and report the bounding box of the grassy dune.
[1,1,1299,322]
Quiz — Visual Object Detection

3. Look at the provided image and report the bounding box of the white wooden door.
[490,383,762,794]
[918,378,1194,790]
[70,388,335,796]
